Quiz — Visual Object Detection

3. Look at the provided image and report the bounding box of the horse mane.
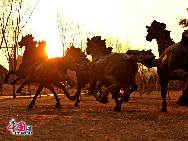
[86,36,113,57]
[37,40,48,61]
[66,46,89,63]
[38,40,46,48]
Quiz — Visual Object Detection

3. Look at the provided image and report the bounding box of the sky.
[1,0,188,68]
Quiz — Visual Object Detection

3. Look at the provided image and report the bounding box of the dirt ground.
[0,91,188,141]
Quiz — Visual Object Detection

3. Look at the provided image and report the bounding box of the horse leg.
[102,75,122,111]
[159,76,169,112]
[10,78,21,85]
[87,80,98,97]
[96,81,108,103]
[0,85,2,95]
[54,82,73,101]
[28,83,44,109]
[45,84,60,108]
[112,85,121,112]
[16,81,28,93]
[73,87,82,107]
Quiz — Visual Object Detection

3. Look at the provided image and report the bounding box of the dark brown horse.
[5,34,77,109]
[146,20,188,111]
[86,36,156,112]
[12,40,48,94]
[65,46,90,107]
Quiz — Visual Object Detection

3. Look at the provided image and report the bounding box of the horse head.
[18,34,37,63]
[66,46,87,62]
[126,49,156,68]
[140,49,157,68]
[146,20,166,42]
[18,34,36,48]
[181,30,188,45]
[86,36,111,57]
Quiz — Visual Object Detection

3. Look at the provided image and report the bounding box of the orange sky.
[1,0,188,68]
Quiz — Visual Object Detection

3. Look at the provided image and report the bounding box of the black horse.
[146,20,188,111]
[86,36,156,112]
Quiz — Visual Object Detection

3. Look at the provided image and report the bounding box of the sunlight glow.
[27,0,188,58]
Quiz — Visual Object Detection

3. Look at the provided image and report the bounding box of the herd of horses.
[2,20,188,112]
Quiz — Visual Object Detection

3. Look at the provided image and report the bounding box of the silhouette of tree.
[57,13,89,55]
[179,8,188,28]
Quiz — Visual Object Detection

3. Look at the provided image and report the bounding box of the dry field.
[0,91,188,141]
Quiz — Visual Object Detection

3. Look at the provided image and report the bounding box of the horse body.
[91,53,138,86]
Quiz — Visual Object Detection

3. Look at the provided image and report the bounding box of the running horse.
[65,46,90,107]
[5,34,77,109]
[146,20,188,111]
[86,36,156,112]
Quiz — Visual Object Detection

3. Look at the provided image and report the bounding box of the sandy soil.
[0,91,188,141]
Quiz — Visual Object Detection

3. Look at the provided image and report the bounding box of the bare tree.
[179,8,188,28]
[57,13,95,55]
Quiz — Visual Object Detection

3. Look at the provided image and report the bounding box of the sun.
[31,0,63,58]
[31,0,120,58]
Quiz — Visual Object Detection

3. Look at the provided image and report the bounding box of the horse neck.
[156,33,175,56]
[22,45,37,64]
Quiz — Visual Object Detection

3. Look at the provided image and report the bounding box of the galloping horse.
[86,36,156,112]
[65,46,90,107]
[146,20,188,111]
[14,40,48,94]
[5,34,77,109]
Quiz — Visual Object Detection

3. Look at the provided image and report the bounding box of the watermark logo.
[7,119,32,136]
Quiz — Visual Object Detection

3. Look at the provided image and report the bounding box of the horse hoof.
[97,95,108,104]
[113,106,121,112]
[161,108,167,112]
[16,89,21,93]
[74,103,80,108]
[69,96,76,101]
[10,82,15,85]
[28,104,33,109]
[56,102,60,108]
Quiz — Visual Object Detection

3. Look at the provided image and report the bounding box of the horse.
[5,40,48,93]
[65,46,90,107]
[5,34,77,109]
[146,20,188,111]
[13,40,49,94]
[86,36,156,112]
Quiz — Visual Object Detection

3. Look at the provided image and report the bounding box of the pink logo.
[7,119,32,136]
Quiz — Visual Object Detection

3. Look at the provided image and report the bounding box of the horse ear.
[160,23,166,29]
